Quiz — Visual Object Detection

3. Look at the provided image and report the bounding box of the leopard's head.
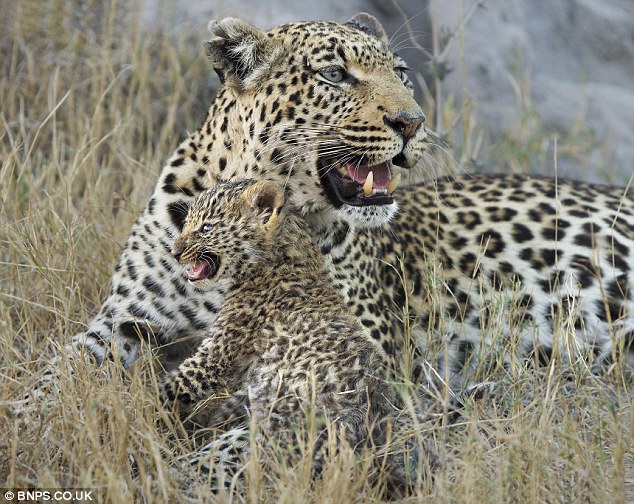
[171,178,286,288]
[204,13,427,228]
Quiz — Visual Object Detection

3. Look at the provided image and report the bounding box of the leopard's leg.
[69,131,232,369]
[71,195,223,368]
[16,149,223,420]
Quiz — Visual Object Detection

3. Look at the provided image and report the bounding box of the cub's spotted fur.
[161,179,417,489]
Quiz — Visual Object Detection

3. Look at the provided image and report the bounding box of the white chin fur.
[338,201,398,228]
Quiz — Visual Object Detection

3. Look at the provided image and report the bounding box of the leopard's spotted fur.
[62,13,633,388]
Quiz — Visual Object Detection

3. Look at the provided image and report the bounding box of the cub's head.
[171,179,286,287]
[204,13,427,228]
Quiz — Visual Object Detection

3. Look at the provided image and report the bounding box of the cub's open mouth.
[317,158,402,208]
[186,255,221,282]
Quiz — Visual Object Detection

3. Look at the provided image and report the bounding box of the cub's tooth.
[363,171,374,197]
[386,172,401,195]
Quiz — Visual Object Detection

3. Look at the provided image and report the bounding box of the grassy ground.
[1,1,632,502]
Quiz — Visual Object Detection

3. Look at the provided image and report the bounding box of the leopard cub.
[161,178,409,483]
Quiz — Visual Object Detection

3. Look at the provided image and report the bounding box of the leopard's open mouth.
[317,157,402,208]
[186,255,221,282]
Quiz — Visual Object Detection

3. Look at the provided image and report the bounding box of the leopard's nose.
[384,112,426,142]
[172,241,184,262]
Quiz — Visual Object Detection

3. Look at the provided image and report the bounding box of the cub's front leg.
[160,325,256,409]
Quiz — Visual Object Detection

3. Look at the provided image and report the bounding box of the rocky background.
[143,0,634,185]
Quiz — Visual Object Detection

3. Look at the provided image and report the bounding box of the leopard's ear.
[344,13,389,45]
[205,18,277,89]
[242,180,286,227]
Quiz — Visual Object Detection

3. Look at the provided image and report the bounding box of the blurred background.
[139,0,634,184]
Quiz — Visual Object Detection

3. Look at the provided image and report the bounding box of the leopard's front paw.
[9,341,115,427]
[8,354,67,429]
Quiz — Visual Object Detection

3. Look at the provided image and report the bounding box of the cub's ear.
[242,180,286,227]
[205,18,277,89]
[344,13,389,45]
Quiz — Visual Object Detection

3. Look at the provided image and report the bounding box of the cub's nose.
[384,112,426,142]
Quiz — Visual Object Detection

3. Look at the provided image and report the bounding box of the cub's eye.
[200,223,213,234]
[319,67,346,83]
[394,67,409,82]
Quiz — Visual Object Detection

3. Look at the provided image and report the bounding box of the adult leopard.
[70,13,633,386]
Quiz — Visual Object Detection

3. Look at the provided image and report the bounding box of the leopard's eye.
[200,223,213,234]
[394,67,409,82]
[319,67,346,83]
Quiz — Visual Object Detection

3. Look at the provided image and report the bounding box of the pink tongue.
[345,162,391,190]
[188,260,209,281]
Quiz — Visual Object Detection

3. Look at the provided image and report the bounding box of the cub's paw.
[160,364,216,410]
[160,372,199,409]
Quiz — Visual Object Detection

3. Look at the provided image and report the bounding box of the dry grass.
[1,1,632,502]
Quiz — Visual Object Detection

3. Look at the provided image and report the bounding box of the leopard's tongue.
[345,162,392,192]
[187,259,211,282]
